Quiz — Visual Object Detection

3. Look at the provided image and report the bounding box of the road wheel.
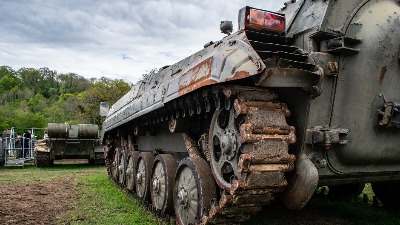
[118,149,126,185]
[126,151,140,191]
[174,157,216,225]
[136,152,155,201]
[151,154,177,214]
[111,149,120,182]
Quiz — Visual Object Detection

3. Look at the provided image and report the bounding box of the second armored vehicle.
[35,123,103,166]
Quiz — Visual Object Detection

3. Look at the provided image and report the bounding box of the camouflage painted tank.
[35,123,103,166]
[101,0,400,224]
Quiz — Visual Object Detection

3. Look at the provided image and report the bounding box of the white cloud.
[0,0,287,84]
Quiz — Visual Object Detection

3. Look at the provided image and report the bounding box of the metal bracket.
[398,43,400,65]
[305,126,349,149]
[378,94,400,128]
[325,36,362,55]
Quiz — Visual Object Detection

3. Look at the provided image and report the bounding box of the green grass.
[0,164,163,225]
[0,164,105,184]
[1,165,399,225]
[60,174,162,225]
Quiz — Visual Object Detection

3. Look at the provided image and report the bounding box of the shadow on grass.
[244,194,400,225]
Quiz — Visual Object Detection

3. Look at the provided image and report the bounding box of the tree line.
[0,66,131,134]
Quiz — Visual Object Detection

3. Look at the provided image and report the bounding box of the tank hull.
[101,0,400,224]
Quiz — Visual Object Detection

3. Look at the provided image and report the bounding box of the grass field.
[1,164,399,225]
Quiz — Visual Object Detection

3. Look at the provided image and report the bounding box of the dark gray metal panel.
[320,0,370,35]
[328,1,400,173]
[285,0,329,37]
[306,53,338,128]
[136,129,187,153]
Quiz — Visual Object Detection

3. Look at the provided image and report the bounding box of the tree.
[0,66,15,79]
[141,68,158,80]
[0,74,20,94]
[79,77,130,125]
[18,68,42,91]
[59,73,92,94]
[27,93,47,113]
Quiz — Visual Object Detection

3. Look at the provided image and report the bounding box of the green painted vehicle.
[35,123,103,166]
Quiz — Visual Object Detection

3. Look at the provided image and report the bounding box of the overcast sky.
[0,0,287,84]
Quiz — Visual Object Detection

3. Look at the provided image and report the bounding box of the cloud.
[0,0,287,84]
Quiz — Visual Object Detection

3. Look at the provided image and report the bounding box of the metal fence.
[2,127,42,167]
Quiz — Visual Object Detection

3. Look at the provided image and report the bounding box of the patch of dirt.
[0,179,75,225]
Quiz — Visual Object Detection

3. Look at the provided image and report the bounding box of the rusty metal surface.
[102,33,266,134]
[182,133,202,158]
[201,89,296,225]
[175,157,216,225]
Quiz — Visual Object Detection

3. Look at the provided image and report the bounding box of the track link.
[201,96,296,225]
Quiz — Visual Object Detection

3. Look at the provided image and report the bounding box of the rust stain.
[327,61,339,76]
[379,65,388,85]
[178,57,213,96]
[226,70,251,81]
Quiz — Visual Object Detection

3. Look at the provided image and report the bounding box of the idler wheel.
[174,157,216,225]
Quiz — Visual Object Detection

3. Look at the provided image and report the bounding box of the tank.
[35,123,103,166]
[100,1,400,224]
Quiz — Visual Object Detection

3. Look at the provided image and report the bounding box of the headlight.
[239,6,285,34]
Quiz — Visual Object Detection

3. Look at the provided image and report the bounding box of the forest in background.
[0,66,131,134]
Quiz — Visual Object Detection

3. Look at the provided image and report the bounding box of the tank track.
[90,152,106,165]
[106,85,296,225]
[200,90,296,225]
[35,151,52,167]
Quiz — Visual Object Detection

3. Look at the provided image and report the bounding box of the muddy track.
[105,86,297,225]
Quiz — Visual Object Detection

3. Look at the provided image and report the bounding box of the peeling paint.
[178,57,213,95]
[379,65,388,85]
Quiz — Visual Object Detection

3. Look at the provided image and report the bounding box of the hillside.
[0,66,131,135]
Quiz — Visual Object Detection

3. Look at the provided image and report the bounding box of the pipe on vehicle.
[47,123,98,139]
[77,124,98,138]
[47,123,68,138]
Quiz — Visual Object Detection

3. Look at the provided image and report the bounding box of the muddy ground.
[0,162,391,225]
[0,179,348,225]
[0,178,346,225]
[0,179,75,225]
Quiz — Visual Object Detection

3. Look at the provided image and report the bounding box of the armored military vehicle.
[101,0,400,224]
[35,123,103,166]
